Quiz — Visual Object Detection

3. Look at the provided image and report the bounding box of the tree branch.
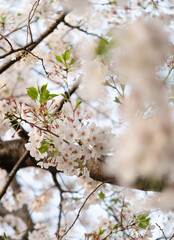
[0,150,29,200]
[0,138,170,192]
[0,11,66,74]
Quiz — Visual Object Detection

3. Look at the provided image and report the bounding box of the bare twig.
[0,19,39,40]
[156,223,168,240]
[63,21,108,43]
[0,33,13,50]
[26,0,40,44]
[52,172,65,193]
[26,50,49,75]
[0,11,66,74]
[59,182,104,240]
[0,41,36,59]
[0,150,29,200]
[52,173,64,237]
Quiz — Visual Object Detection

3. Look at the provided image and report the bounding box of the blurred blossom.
[117,0,129,8]
[106,19,174,186]
[107,118,174,185]
[75,39,96,60]
[61,0,88,15]
[114,19,170,86]
[4,214,26,239]
[146,189,174,210]
[79,59,107,101]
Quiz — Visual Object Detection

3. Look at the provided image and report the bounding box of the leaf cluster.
[27,84,58,103]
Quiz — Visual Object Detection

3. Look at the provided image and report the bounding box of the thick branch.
[0,150,29,200]
[0,139,168,192]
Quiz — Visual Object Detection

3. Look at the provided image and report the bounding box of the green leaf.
[114,97,121,104]
[40,89,50,103]
[70,58,76,65]
[98,228,105,236]
[110,0,117,4]
[62,50,71,62]
[56,55,63,63]
[27,87,38,100]
[137,212,150,229]
[3,233,7,240]
[61,93,68,101]
[75,99,82,109]
[65,50,71,61]
[111,198,121,204]
[99,191,105,200]
[138,220,150,229]
[96,38,108,56]
[41,84,48,94]
[48,94,58,100]
[113,223,120,230]
[38,143,49,154]
[137,212,149,221]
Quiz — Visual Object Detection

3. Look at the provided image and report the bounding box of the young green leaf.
[61,93,68,101]
[48,93,58,100]
[40,89,50,103]
[38,143,49,154]
[113,223,120,230]
[62,50,71,62]
[98,228,105,236]
[96,38,108,56]
[70,58,76,65]
[3,233,7,240]
[75,99,82,109]
[27,87,38,100]
[99,191,105,200]
[114,97,121,104]
[137,212,150,229]
[56,55,63,63]
[41,84,48,94]
[65,50,71,61]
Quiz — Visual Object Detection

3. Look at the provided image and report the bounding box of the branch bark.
[0,138,168,192]
[0,150,29,200]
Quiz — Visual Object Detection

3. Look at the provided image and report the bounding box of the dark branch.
[0,150,29,200]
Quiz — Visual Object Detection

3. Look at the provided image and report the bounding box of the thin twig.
[0,19,38,40]
[0,150,29,200]
[26,50,49,75]
[52,173,64,237]
[59,182,104,240]
[0,41,36,59]
[156,223,168,240]
[0,33,13,50]
[52,172,64,193]
[0,11,66,74]
[26,0,40,44]
[63,21,108,43]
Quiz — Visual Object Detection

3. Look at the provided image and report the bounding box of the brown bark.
[0,139,168,192]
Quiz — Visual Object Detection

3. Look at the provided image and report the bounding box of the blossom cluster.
[1,86,113,182]
[25,101,112,180]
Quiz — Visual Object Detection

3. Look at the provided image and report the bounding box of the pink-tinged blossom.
[23,101,113,180]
